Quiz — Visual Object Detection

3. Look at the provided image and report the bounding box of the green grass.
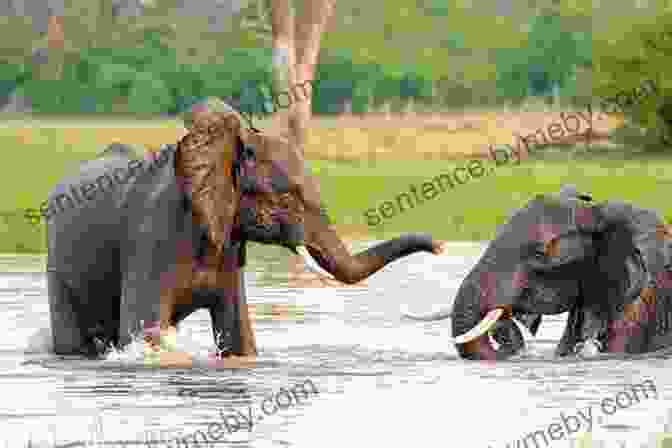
[1,122,671,253]
[316,155,672,240]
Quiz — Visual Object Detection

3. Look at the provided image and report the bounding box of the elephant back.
[46,144,180,288]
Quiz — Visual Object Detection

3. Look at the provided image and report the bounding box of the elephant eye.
[532,238,563,259]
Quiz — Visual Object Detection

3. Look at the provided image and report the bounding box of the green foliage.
[591,9,672,147]
[314,49,365,113]
[0,26,434,116]
[421,0,451,16]
[126,72,173,114]
[312,49,433,114]
[1,1,614,116]
[495,12,588,100]
[527,13,580,88]
[494,47,531,102]
[3,0,600,115]
[440,32,467,51]
[572,31,593,68]
[0,60,30,99]
[0,61,29,84]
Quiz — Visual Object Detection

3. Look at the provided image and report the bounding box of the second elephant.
[403,185,672,360]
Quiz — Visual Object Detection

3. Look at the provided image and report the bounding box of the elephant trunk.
[450,257,526,360]
[451,274,495,360]
[302,219,441,284]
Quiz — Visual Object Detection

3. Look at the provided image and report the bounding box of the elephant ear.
[594,201,671,290]
[175,110,246,258]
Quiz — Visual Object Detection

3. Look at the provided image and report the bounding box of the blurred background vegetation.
[0,0,670,143]
[2,0,672,253]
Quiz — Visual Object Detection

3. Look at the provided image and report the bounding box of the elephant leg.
[48,275,116,358]
[170,290,215,326]
[48,271,86,355]
[557,305,584,357]
[86,295,121,356]
[118,232,193,348]
[159,240,195,330]
[119,267,163,349]
[165,282,256,357]
[556,304,607,357]
[208,269,257,357]
[649,291,672,351]
[209,291,236,356]
[233,270,257,356]
[606,289,659,354]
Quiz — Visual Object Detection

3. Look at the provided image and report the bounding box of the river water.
[1,241,671,448]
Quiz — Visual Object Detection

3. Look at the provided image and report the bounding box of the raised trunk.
[304,219,437,284]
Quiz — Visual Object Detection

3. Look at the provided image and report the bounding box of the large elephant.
[46,117,447,359]
[403,185,672,360]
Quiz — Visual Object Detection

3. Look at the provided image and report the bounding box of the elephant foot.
[144,325,178,352]
[558,334,608,358]
[207,352,257,369]
[81,323,117,359]
[556,304,610,358]
[90,337,109,357]
[78,341,106,359]
[144,349,194,368]
[142,326,196,367]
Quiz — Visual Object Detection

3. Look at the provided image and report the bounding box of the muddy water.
[1,242,671,448]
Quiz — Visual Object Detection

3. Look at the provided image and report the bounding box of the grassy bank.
[1,116,670,253]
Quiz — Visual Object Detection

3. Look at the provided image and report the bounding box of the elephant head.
[451,186,604,360]
[403,185,608,360]
[407,183,672,361]
[174,106,447,285]
[136,102,449,360]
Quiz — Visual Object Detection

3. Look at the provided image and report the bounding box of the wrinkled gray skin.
[47,141,442,358]
[407,185,672,360]
[451,187,598,360]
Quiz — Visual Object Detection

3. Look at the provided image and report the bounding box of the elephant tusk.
[400,304,452,321]
[453,308,504,344]
[297,246,336,280]
[160,326,178,351]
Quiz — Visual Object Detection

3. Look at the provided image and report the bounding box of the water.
[1,241,671,448]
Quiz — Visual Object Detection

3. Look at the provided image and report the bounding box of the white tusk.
[297,246,336,280]
[160,326,178,351]
[453,308,504,344]
[400,304,452,321]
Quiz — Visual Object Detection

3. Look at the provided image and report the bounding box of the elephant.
[402,184,672,360]
[45,115,448,359]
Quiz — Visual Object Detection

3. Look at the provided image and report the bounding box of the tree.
[590,3,672,147]
[496,10,583,102]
